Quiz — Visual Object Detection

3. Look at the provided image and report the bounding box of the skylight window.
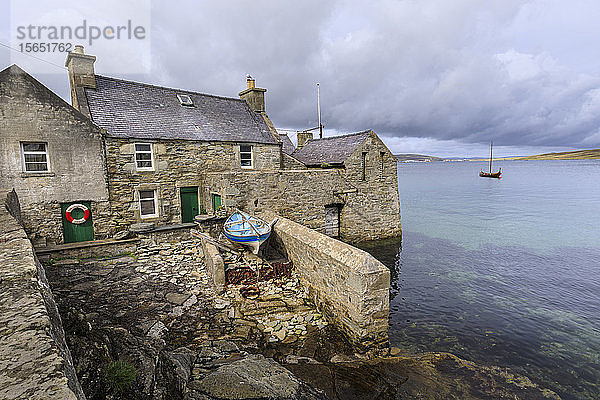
[177,94,194,106]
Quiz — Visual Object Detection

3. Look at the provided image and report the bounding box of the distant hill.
[395,153,445,162]
[515,149,600,160]
[396,148,600,162]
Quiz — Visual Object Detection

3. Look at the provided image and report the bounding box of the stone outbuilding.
[280,130,402,240]
[0,64,110,246]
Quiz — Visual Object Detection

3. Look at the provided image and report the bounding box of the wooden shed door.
[61,201,94,243]
[324,205,340,237]
[180,187,199,223]
[211,193,222,212]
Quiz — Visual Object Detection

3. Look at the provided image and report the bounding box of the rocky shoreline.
[43,239,561,399]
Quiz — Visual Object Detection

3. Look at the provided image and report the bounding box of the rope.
[0,41,67,70]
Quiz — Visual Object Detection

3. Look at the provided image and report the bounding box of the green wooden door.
[61,201,93,243]
[180,187,200,223]
[211,193,222,212]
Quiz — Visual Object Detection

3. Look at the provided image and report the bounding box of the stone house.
[207,129,403,241]
[279,133,307,170]
[65,47,285,236]
[65,46,401,242]
[0,64,111,246]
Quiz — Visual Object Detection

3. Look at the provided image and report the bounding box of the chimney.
[65,45,96,110]
[238,74,266,113]
[297,131,314,149]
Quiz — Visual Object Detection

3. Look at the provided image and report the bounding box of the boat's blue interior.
[225,211,269,237]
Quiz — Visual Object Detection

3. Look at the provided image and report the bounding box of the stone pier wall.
[262,212,390,350]
[0,203,85,399]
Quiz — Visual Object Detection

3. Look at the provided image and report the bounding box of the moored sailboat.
[479,139,502,179]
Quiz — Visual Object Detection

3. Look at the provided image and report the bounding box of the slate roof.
[292,130,370,166]
[84,75,277,144]
[279,134,295,155]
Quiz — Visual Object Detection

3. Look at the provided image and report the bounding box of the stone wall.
[262,212,390,350]
[104,137,281,234]
[203,166,401,242]
[0,65,111,246]
[203,169,344,234]
[36,238,139,261]
[137,223,197,245]
[0,202,85,399]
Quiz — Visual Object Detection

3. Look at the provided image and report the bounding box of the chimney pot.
[246,74,255,89]
[74,45,84,54]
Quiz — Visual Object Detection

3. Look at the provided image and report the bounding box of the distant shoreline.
[396,148,600,162]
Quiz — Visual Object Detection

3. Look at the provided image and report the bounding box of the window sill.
[240,166,254,170]
[135,169,156,172]
[21,172,55,178]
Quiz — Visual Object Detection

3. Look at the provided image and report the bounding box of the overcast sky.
[2,0,600,157]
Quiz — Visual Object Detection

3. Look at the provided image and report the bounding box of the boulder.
[195,354,326,399]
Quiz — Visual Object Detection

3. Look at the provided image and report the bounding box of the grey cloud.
[3,0,600,150]
[151,0,600,148]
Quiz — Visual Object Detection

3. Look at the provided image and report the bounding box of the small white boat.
[223,210,277,254]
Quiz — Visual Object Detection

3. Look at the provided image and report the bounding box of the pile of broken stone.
[220,251,329,344]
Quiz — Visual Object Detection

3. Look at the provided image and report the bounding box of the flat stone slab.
[165,292,191,305]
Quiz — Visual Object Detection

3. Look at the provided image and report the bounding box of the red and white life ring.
[65,203,90,224]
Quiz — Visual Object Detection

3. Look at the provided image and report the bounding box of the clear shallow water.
[358,160,600,400]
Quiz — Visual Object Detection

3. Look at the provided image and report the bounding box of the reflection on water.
[358,160,600,400]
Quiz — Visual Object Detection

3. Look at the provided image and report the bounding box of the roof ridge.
[306,130,371,142]
[94,74,246,103]
[1,64,103,132]
[0,64,25,75]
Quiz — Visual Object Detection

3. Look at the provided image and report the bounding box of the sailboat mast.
[317,83,323,139]
[489,139,493,172]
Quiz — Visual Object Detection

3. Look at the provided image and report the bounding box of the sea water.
[359,159,600,400]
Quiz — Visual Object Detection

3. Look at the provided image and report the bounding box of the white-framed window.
[240,145,253,169]
[139,189,158,218]
[134,143,154,171]
[21,142,49,172]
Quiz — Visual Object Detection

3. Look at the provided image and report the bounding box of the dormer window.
[177,94,194,107]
